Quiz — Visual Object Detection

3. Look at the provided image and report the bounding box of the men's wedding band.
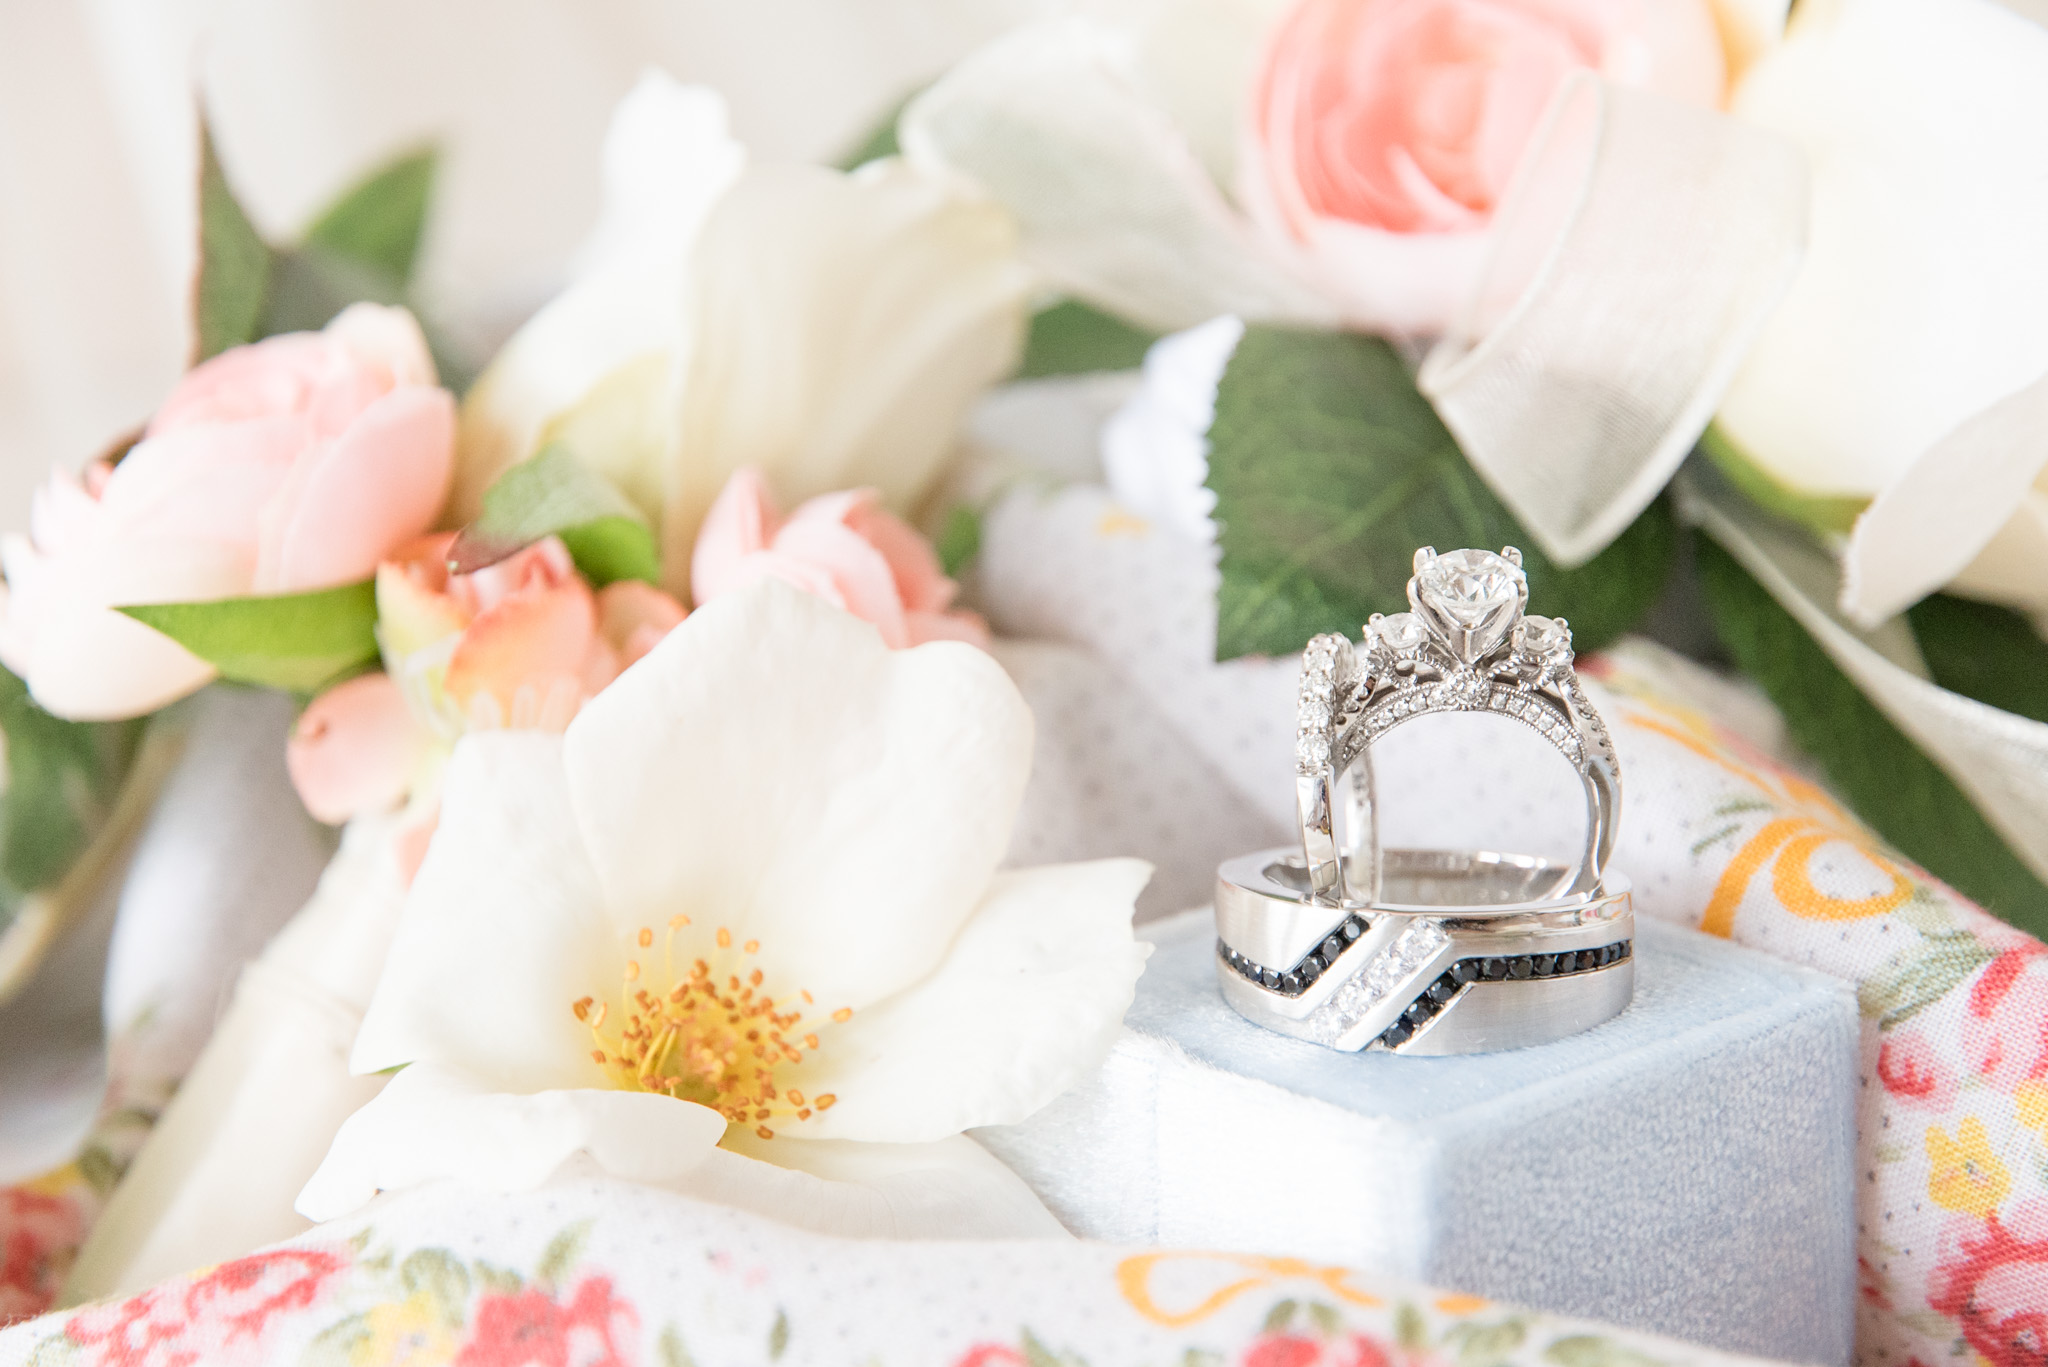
[1214,848,1634,1055]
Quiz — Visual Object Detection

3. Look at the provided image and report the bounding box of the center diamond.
[1411,549,1526,661]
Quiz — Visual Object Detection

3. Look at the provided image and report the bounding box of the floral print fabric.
[0,1176,1783,1367]
[1588,650,2048,1367]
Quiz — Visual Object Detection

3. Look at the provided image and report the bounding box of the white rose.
[456,71,1031,600]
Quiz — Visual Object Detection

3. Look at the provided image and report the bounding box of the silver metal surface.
[1213,847,1634,1054]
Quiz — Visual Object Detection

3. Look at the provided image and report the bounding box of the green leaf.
[1261,1300,1299,1334]
[257,246,405,339]
[1205,328,1675,661]
[194,123,275,361]
[1019,300,1159,378]
[1394,1303,1428,1352]
[658,1327,699,1367]
[452,443,660,587]
[836,89,917,169]
[1859,928,1997,1030]
[1543,1336,1668,1367]
[1306,1302,1344,1338]
[768,1309,790,1361]
[1696,533,2048,937]
[937,505,983,578]
[1698,425,1866,539]
[1442,1320,1527,1367]
[118,581,381,694]
[0,668,142,908]
[536,1221,590,1290]
[1907,593,2048,725]
[303,147,437,285]
[399,1248,471,1322]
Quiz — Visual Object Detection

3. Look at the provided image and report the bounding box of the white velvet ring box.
[977,911,1858,1366]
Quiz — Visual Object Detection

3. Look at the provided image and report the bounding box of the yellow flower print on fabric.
[2016,1081,2048,1135]
[353,1289,458,1367]
[1925,1117,2011,1216]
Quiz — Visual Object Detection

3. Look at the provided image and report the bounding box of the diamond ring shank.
[1213,848,1634,1053]
[1294,546,1621,907]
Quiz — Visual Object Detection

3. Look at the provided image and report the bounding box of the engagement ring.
[1216,546,1634,1054]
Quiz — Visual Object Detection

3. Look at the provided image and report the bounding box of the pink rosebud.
[1244,0,1725,334]
[285,672,429,825]
[691,468,988,649]
[0,305,456,719]
[291,535,688,828]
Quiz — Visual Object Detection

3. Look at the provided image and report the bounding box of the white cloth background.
[0,0,1054,533]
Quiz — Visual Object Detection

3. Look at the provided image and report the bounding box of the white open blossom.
[299,581,1151,1237]
[456,71,1030,601]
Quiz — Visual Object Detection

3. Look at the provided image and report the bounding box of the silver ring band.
[1214,848,1634,1054]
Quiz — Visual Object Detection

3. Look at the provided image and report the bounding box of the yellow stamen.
[574,922,853,1141]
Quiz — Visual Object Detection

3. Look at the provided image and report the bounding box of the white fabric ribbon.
[1679,468,2048,891]
[1419,75,1808,567]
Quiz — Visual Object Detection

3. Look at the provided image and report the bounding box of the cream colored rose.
[456,72,1030,601]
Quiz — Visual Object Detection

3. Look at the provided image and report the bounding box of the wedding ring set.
[1214,547,1634,1055]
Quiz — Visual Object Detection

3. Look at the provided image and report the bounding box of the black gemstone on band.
[1372,938,1634,1051]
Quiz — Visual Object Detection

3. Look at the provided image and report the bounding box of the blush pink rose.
[0,304,456,720]
[691,468,988,649]
[1245,0,1726,333]
[287,534,685,840]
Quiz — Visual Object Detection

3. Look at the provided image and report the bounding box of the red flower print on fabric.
[64,1246,346,1367]
[1244,1331,1394,1367]
[0,1188,86,1324]
[454,1275,637,1367]
[1877,1031,1956,1109]
[1930,1202,2048,1367]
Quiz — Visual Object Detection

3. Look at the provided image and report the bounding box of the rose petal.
[288,673,431,824]
[781,859,1151,1143]
[323,303,438,389]
[595,580,687,668]
[690,468,782,603]
[254,386,456,593]
[562,580,1033,1010]
[350,733,614,1090]
[764,509,912,648]
[841,496,955,615]
[296,1061,725,1223]
[442,580,599,719]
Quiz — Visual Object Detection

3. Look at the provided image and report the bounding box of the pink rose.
[0,304,455,720]
[1929,1202,2048,1367]
[1245,0,1726,333]
[691,468,988,649]
[287,534,685,837]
